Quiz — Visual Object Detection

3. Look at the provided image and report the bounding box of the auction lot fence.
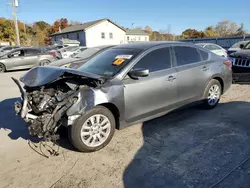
[179,35,250,49]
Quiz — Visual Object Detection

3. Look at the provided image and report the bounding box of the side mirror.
[128,68,149,79]
[240,44,244,49]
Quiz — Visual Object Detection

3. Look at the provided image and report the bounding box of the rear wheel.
[40,60,50,66]
[0,63,6,73]
[202,79,221,109]
[68,106,116,152]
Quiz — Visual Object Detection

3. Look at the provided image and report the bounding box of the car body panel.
[15,42,232,134]
[0,48,56,71]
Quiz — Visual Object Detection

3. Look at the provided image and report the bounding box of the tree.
[69,20,82,26]
[204,26,217,37]
[34,21,50,31]
[182,29,205,39]
[236,23,246,36]
[144,26,152,34]
[215,20,238,36]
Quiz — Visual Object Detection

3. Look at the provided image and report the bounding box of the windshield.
[243,42,250,49]
[78,48,141,77]
[231,41,249,48]
[196,43,205,47]
[73,47,103,59]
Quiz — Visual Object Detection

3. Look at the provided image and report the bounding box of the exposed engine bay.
[12,66,105,143]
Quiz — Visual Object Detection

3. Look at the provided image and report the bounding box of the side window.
[133,47,171,72]
[199,49,209,61]
[174,46,201,66]
[24,49,39,56]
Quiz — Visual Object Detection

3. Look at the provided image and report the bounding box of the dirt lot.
[1,70,250,188]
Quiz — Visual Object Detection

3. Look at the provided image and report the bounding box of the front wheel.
[40,60,50,66]
[202,79,222,109]
[0,63,6,73]
[68,106,116,152]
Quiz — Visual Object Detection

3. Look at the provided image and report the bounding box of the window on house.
[127,36,129,41]
[109,33,113,39]
[101,32,105,39]
[145,37,147,41]
[54,36,57,41]
[77,33,80,40]
[138,37,140,41]
[66,34,69,38]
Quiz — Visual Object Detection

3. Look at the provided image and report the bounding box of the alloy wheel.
[207,84,220,106]
[80,114,111,147]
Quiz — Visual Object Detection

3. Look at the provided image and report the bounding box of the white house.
[51,19,126,47]
[125,29,149,43]
[51,18,149,47]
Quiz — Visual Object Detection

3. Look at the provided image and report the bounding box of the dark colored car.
[229,41,250,83]
[0,47,57,72]
[49,45,115,69]
[13,42,232,152]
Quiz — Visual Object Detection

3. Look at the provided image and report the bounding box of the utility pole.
[12,0,20,46]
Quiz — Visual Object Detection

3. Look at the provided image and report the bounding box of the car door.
[172,45,211,104]
[4,49,26,69]
[123,46,178,123]
[23,49,40,67]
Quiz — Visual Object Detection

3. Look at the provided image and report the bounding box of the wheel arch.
[212,76,224,94]
[0,62,6,72]
[98,102,120,129]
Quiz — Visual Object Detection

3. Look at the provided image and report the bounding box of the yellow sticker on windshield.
[112,58,125,66]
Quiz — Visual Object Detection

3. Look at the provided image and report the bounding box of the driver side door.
[123,47,179,123]
[4,49,26,70]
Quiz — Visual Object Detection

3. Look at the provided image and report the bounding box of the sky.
[1,0,250,35]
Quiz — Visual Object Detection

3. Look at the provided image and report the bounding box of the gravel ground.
[0,70,250,188]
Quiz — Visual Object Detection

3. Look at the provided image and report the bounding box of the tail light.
[224,60,232,70]
[51,52,56,57]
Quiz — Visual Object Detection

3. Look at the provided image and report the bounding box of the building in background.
[51,19,126,47]
[125,29,149,43]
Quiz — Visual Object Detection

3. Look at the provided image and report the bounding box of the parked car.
[49,45,115,69]
[61,46,87,59]
[54,46,82,59]
[13,42,232,152]
[0,47,57,73]
[196,43,228,57]
[0,46,20,56]
[227,40,249,55]
[228,41,250,83]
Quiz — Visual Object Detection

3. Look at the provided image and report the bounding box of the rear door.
[123,46,178,123]
[23,49,40,67]
[172,45,211,103]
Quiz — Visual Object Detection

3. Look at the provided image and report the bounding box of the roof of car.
[111,41,184,50]
[195,43,217,45]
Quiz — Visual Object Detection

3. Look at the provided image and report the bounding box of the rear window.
[79,48,141,77]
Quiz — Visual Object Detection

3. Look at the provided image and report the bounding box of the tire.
[202,79,222,109]
[0,63,6,73]
[68,106,116,152]
[40,60,50,66]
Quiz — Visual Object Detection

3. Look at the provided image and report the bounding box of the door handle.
[167,75,176,82]
[202,66,209,71]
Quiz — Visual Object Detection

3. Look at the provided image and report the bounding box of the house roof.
[126,29,149,36]
[51,19,126,36]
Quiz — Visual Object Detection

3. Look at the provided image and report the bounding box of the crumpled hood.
[20,66,103,87]
[230,50,250,59]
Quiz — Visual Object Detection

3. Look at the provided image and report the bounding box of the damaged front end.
[13,66,105,142]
